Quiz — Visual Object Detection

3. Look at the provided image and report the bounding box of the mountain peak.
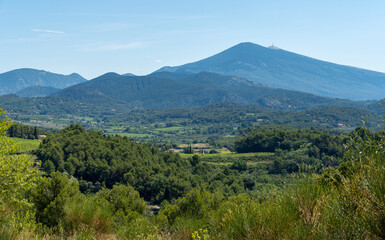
[0,68,86,95]
[235,42,259,47]
[100,72,121,78]
[268,44,281,50]
[123,73,136,77]
[227,42,265,51]
[155,42,385,100]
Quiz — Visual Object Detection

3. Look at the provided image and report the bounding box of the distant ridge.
[15,86,60,97]
[52,71,364,110]
[156,42,385,100]
[0,68,86,95]
[122,73,136,76]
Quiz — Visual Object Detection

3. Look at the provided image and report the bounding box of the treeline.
[234,128,348,174]
[235,128,345,156]
[7,123,48,139]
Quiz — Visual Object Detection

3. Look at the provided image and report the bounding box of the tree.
[269,159,283,174]
[42,160,55,175]
[96,184,146,217]
[230,160,247,171]
[34,126,38,139]
[184,144,193,154]
[0,108,38,231]
[31,172,79,227]
[190,154,201,166]
[0,109,38,205]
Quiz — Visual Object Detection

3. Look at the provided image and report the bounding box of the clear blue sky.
[1,0,384,79]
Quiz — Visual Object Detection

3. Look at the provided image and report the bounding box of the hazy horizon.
[1,0,385,79]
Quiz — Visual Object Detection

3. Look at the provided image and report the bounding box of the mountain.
[122,73,136,76]
[52,71,365,110]
[0,68,86,95]
[15,86,60,97]
[156,42,385,101]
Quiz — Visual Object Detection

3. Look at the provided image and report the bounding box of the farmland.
[10,137,41,153]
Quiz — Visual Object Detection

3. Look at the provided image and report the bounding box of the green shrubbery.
[0,109,38,238]
[35,124,295,205]
[2,107,385,239]
[153,127,385,239]
[31,172,80,228]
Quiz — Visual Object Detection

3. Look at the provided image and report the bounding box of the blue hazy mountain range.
[0,68,86,95]
[51,71,365,110]
[156,42,385,100]
[15,86,60,98]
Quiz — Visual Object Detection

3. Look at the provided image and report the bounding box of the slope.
[15,86,60,97]
[53,71,365,110]
[0,68,86,95]
[156,42,385,100]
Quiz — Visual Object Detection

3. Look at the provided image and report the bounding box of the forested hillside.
[37,124,198,203]
[0,94,125,117]
[15,86,60,97]
[40,123,333,203]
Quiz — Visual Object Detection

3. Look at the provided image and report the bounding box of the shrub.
[31,172,80,228]
[0,109,38,236]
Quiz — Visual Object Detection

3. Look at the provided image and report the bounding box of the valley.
[3,0,385,238]
[4,102,382,144]
[1,42,385,239]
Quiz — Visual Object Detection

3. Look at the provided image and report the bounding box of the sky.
[1,0,385,79]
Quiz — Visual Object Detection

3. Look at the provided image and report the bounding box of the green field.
[10,137,41,153]
[180,151,275,166]
[113,133,152,138]
[155,126,184,131]
[17,114,52,120]
[180,152,273,159]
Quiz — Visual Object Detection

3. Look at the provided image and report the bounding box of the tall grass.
[318,132,385,239]
[62,196,115,236]
[208,176,324,240]
[161,129,385,239]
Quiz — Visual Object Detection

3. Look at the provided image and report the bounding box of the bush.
[95,184,146,218]
[31,172,80,228]
[0,109,39,237]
